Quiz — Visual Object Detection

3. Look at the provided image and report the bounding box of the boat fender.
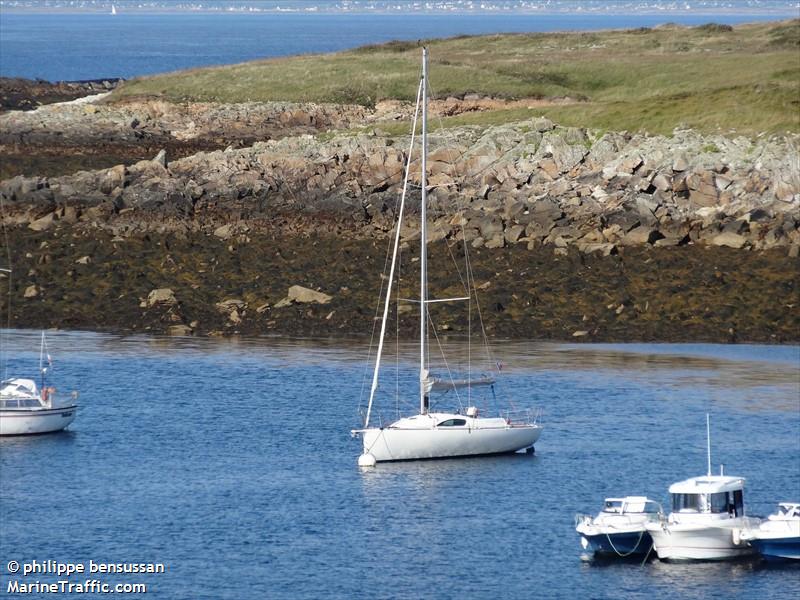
[358,453,377,468]
[732,528,742,546]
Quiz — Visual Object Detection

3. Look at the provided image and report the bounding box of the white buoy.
[358,453,376,467]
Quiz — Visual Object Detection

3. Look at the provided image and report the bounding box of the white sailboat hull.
[361,422,541,462]
[646,522,753,561]
[0,405,78,436]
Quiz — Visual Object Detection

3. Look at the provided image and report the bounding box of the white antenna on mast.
[706,413,712,477]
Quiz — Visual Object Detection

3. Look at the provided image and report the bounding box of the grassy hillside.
[114,19,800,135]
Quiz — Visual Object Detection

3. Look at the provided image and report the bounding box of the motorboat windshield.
[603,497,661,515]
[772,503,800,520]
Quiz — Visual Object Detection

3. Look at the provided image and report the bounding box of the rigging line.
[468,249,499,370]
[348,56,428,199]
[422,79,545,258]
[395,231,401,419]
[357,106,418,413]
[352,77,524,240]
[443,237,470,300]
[427,310,465,412]
[427,79,501,401]
[357,214,398,413]
[364,76,425,428]
[439,235,476,403]
[465,224,472,406]
[0,180,13,382]
[427,69,523,417]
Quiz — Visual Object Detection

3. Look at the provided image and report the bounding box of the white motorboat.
[646,474,755,561]
[645,416,756,561]
[575,496,661,557]
[0,333,79,436]
[350,48,542,465]
[740,502,800,561]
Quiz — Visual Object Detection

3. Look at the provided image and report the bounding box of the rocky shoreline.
[3,228,797,343]
[1,88,798,341]
[0,76,121,112]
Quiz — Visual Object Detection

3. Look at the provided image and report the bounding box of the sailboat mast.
[419,47,429,416]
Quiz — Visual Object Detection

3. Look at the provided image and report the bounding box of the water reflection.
[3,330,797,414]
[358,452,538,491]
[646,558,763,588]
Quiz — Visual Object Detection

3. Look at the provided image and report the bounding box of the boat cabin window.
[437,419,467,427]
[603,500,623,513]
[643,501,661,514]
[672,491,743,515]
[710,492,729,514]
[1,397,41,408]
[672,493,704,513]
[624,500,661,514]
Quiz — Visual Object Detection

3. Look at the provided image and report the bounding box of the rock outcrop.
[2,96,797,342]
[0,96,371,179]
[2,119,797,255]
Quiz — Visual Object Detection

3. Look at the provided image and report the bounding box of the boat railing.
[645,511,662,524]
[738,516,762,533]
[575,514,594,528]
[503,408,542,425]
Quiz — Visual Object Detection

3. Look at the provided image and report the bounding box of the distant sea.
[0,11,796,82]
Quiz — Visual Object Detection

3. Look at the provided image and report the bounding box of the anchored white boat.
[645,416,756,561]
[740,502,800,561]
[576,496,661,557]
[351,48,542,465]
[0,333,78,436]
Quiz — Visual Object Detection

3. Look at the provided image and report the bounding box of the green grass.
[112,19,800,135]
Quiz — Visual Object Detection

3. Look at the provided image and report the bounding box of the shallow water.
[0,330,798,599]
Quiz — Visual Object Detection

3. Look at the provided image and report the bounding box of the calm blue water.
[0,11,796,81]
[1,330,798,599]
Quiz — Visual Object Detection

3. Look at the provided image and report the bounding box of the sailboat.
[110,4,117,15]
[0,332,79,436]
[350,48,542,466]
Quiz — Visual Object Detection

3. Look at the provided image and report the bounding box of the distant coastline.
[1,0,797,16]
[3,8,798,82]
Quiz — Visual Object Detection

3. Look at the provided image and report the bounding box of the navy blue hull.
[585,531,653,556]
[750,537,800,561]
